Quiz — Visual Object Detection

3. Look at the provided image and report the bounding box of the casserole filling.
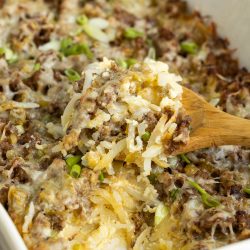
[0,1,250,250]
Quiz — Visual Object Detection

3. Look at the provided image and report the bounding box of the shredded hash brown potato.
[0,1,250,250]
[58,58,187,173]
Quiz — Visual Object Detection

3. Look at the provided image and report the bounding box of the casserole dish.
[1,1,248,249]
[0,204,27,250]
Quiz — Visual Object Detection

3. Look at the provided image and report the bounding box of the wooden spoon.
[173,87,250,155]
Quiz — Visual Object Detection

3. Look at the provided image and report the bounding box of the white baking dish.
[0,1,249,250]
[0,204,27,250]
[188,0,250,70]
[187,1,250,249]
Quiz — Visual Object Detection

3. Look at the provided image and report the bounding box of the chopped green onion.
[116,59,128,69]
[124,27,144,39]
[154,202,168,225]
[78,43,93,59]
[60,37,73,52]
[33,63,41,72]
[70,164,81,178]
[65,68,81,82]
[188,180,220,208]
[99,171,104,182]
[76,15,110,42]
[148,173,157,184]
[116,58,137,69]
[180,154,191,164]
[66,155,82,168]
[76,15,88,25]
[0,47,5,55]
[188,180,205,194]
[60,38,93,59]
[73,27,83,36]
[180,41,198,55]
[243,187,250,195]
[82,23,109,43]
[5,48,18,63]
[170,188,180,201]
[141,131,151,142]
[0,47,18,64]
[201,193,220,208]
[147,47,156,60]
[126,58,137,68]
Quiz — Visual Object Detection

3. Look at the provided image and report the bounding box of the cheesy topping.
[0,1,250,250]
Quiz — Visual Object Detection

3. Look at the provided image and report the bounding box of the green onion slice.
[82,23,109,43]
[170,188,180,201]
[243,187,250,195]
[188,180,220,208]
[0,47,5,55]
[116,59,128,69]
[70,164,81,178]
[147,47,156,60]
[116,58,137,69]
[180,154,191,164]
[65,68,81,82]
[60,38,73,52]
[76,15,88,25]
[99,171,104,182]
[78,43,93,59]
[201,193,220,208]
[75,15,110,43]
[60,38,93,59]
[148,173,157,184]
[0,47,18,64]
[154,202,168,226]
[33,63,41,72]
[180,41,198,55]
[141,131,151,142]
[66,155,82,168]
[124,27,144,39]
[126,58,137,68]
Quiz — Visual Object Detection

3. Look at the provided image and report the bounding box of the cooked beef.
[114,7,137,26]
[11,166,30,184]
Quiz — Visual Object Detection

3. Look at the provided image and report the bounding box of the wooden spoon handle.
[174,90,250,154]
[201,109,250,147]
[175,108,250,155]
[173,87,250,155]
